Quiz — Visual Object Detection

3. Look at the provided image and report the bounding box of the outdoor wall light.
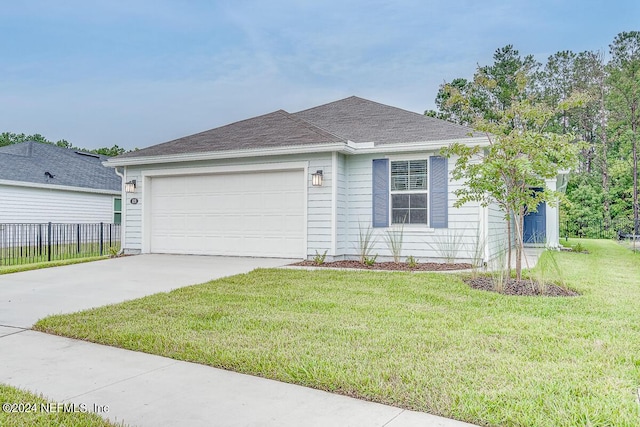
[125,180,137,193]
[311,170,323,187]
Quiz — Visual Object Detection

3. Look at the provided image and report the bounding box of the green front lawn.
[0,256,109,275]
[0,384,125,427]
[35,240,640,427]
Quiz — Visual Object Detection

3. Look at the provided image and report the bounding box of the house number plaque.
[130,198,139,205]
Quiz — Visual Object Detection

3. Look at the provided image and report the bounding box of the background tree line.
[426,31,640,235]
[0,132,129,157]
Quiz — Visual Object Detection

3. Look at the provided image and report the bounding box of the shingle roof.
[294,96,478,143]
[0,142,121,191]
[116,110,346,159]
[115,96,478,160]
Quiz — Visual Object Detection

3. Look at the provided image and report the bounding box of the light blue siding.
[340,153,482,263]
[122,150,491,263]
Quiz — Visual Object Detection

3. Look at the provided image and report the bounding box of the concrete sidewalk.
[0,255,478,427]
[1,330,478,427]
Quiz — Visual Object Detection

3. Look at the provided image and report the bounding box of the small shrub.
[469,228,486,279]
[383,223,404,263]
[108,246,119,258]
[363,254,378,266]
[313,250,327,266]
[535,249,564,294]
[357,221,378,264]
[406,255,418,269]
[572,242,586,253]
[426,229,466,264]
[489,242,509,293]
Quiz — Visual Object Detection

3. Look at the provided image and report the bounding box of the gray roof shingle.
[294,96,478,143]
[116,110,346,159]
[115,96,479,160]
[0,142,121,191]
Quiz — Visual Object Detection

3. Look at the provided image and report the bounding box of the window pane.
[409,174,426,190]
[391,176,407,191]
[391,161,408,191]
[114,198,122,212]
[114,213,122,225]
[409,160,427,190]
[409,209,427,224]
[410,193,428,208]
[392,209,409,224]
[392,194,410,208]
[409,160,427,174]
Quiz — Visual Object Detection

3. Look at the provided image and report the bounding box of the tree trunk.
[505,213,512,279]
[600,80,611,229]
[514,207,524,280]
[632,102,638,240]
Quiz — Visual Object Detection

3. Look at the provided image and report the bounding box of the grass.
[34,240,640,427]
[0,256,109,275]
[0,383,125,427]
[0,242,119,267]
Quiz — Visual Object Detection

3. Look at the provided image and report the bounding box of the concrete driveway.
[0,254,294,328]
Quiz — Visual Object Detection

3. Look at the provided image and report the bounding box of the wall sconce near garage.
[125,180,137,193]
[311,170,323,187]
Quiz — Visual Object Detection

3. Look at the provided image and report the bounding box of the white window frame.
[389,158,429,226]
[113,197,122,225]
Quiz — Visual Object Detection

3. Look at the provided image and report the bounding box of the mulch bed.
[291,260,472,271]
[464,277,579,297]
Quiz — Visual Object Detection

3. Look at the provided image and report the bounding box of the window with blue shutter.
[372,159,389,227]
[429,156,448,228]
[390,160,428,225]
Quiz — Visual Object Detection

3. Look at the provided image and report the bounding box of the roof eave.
[104,136,490,167]
[354,136,490,154]
[104,143,352,167]
[0,179,121,195]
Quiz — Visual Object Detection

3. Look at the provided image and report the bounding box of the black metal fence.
[0,223,121,266]
[560,218,640,240]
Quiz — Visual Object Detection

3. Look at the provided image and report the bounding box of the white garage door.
[149,170,305,258]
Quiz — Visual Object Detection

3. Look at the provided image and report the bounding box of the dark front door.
[523,202,546,244]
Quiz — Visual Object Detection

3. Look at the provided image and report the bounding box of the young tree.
[441,69,579,280]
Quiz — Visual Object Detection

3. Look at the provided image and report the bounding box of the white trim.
[105,144,347,167]
[389,158,429,227]
[0,179,120,195]
[386,152,437,161]
[104,137,490,168]
[481,205,489,263]
[362,137,488,154]
[330,152,337,256]
[142,174,151,253]
[140,162,309,178]
[114,167,126,252]
[141,161,308,257]
[303,162,309,259]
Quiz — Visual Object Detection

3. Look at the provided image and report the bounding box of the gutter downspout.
[114,167,126,256]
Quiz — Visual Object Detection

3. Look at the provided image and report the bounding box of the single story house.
[0,141,122,224]
[106,96,563,263]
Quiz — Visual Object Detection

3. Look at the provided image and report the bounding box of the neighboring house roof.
[0,141,121,192]
[113,96,480,161]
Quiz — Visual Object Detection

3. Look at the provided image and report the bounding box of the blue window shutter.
[429,156,448,228]
[372,159,389,227]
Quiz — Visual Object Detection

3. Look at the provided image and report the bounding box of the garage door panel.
[150,170,305,257]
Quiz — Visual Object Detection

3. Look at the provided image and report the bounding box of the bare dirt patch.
[292,260,472,271]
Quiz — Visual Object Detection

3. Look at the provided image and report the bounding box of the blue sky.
[1,1,637,150]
